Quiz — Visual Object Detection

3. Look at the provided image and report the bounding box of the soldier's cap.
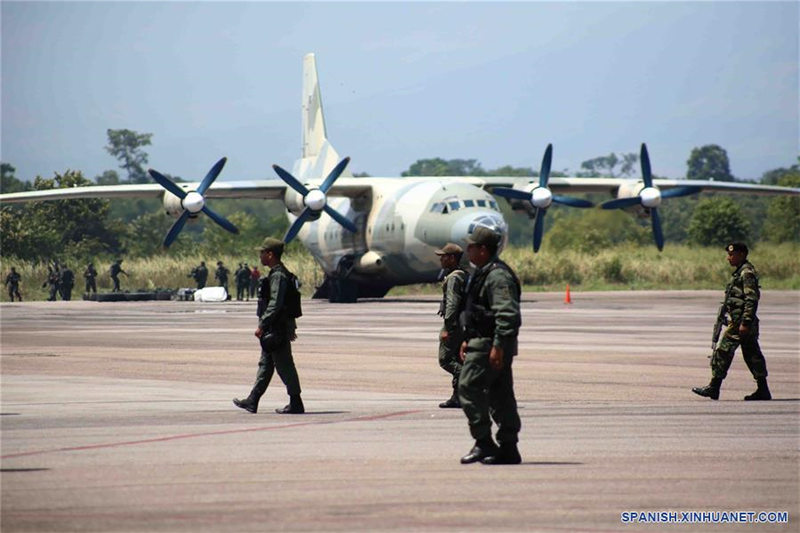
[726,242,748,254]
[256,237,285,254]
[435,243,463,256]
[466,225,501,247]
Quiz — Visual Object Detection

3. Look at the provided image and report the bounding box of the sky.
[2,1,798,185]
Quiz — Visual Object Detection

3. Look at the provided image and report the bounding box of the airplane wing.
[2,176,796,205]
[466,176,800,196]
[0,180,374,204]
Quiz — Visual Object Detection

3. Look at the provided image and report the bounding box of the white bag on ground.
[193,287,228,302]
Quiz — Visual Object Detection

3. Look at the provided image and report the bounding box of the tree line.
[1,129,798,267]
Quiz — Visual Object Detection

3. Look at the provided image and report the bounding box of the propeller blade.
[273,165,310,196]
[539,144,553,188]
[319,157,351,193]
[640,143,653,188]
[322,205,358,233]
[201,205,239,234]
[661,186,702,199]
[149,169,187,200]
[553,195,594,208]
[493,187,533,201]
[283,208,314,243]
[651,207,664,251]
[197,157,227,195]
[532,208,546,253]
[601,197,642,210]
[163,210,191,248]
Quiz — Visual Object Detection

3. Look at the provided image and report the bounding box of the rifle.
[710,281,734,355]
[711,303,727,352]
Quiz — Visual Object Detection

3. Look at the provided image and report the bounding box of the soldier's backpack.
[285,271,303,319]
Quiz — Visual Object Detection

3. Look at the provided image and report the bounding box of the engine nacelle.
[162,191,184,218]
[504,182,539,216]
[354,251,385,274]
[283,188,305,215]
[615,181,645,201]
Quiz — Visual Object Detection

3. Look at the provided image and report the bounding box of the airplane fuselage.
[294,179,507,289]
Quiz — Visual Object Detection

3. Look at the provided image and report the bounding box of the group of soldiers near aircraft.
[2,259,130,301]
[230,226,772,467]
[188,260,260,301]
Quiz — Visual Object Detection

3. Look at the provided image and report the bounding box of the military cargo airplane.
[2,53,798,302]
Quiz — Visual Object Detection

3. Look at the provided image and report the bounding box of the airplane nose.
[452,212,509,250]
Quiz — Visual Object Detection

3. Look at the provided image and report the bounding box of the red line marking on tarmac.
[1,409,422,459]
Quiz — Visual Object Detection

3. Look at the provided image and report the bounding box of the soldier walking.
[109,259,128,292]
[458,226,522,465]
[5,267,22,302]
[84,263,98,294]
[435,243,467,408]
[233,238,305,415]
[693,243,771,401]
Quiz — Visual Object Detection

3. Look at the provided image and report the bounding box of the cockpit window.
[463,199,475,207]
[489,200,498,210]
[430,202,446,213]
[448,201,460,211]
[476,199,487,207]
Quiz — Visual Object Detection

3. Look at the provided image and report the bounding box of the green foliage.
[760,160,799,185]
[687,197,750,246]
[544,209,650,253]
[402,158,487,177]
[687,144,733,181]
[1,170,123,262]
[501,242,799,291]
[487,165,534,177]
[105,129,153,183]
[121,211,176,257]
[762,172,800,243]
[95,170,121,185]
[1,163,31,193]
[578,152,637,178]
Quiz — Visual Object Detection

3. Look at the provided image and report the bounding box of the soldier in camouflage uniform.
[693,242,771,401]
[458,226,522,465]
[233,237,305,414]
[435,243,467,408]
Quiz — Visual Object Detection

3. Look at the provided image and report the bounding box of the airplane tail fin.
[302,53,326,159]
[296,53,350,180]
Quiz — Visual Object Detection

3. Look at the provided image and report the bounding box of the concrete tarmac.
[1,291,798,532]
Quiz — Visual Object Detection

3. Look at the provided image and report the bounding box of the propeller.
[493,144,594,252]
[272,156,358,243]
[148,157,239,247]
[601,143,702,251]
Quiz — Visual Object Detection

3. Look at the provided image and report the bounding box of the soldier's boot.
[276,394,305,414]
[232,394,259,414]
[439,388,461,408]
[744,377,771,401]
[481,443,522,465]
[691,377,722,400]
[460,439,498,464]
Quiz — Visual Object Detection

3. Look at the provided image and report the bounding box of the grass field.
[2,243,798,301]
